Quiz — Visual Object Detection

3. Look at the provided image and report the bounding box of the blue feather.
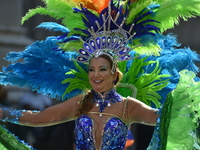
[63,36,80,43]
[57,33,69,40]
[36,22,70,33]
[74,28,91,36]
[0,37,84,101]
[143,34,200,104]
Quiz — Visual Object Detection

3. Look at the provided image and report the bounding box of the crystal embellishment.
[91,89,122,116]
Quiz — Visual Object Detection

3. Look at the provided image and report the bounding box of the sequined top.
[75,114,129,150]
[75,99,129,150]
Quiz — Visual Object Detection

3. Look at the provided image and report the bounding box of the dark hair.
[76,54,123,117]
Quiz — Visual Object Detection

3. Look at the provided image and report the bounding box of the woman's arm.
[0,95,81,127]
[126,97,158,126]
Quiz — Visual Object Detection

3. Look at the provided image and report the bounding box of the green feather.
[62,61,91,99]
[126,0,200,33]
[73,61,89,80]
[59,41,83,52]
[126,0,153,24]
[130,42,161,56]
[117,61,127,74]
[117,56,170,107]
[152,0,200,32]
[21,0,86,32]
[0,125,32,150]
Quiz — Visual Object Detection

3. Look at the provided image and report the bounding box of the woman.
[1,0,200,149]
[0,54,158,149]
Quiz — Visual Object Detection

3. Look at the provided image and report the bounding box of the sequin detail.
[75,115,128,150]
[147,108,163,150]
[91,89,122,113]
[1,108,24,124]
[75,115,95,150]
[101,117,128,150]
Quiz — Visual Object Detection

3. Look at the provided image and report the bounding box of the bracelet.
[1,108,25,124]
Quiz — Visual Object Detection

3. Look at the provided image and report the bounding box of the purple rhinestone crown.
[75,3,138,64]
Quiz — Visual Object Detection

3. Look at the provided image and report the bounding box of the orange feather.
[73,0,110,14]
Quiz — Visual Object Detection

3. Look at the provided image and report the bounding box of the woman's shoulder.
[124,96,141,103]
[123,96,147,109]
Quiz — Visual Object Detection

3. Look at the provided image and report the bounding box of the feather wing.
[0,37,82,101]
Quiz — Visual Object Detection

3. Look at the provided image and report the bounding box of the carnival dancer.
[1,0,200,150]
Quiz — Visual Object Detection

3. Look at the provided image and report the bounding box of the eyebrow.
[89,65,108,68]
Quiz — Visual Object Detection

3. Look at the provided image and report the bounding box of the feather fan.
[0,37,83,101]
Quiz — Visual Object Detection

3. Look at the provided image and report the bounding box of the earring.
[113,80,116,84]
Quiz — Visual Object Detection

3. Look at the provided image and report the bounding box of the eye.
[89,68,94,72]
[100,68,107,71]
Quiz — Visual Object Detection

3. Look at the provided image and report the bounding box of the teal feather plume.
[36,22,70,33]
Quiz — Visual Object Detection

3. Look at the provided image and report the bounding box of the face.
[88,57,117,93]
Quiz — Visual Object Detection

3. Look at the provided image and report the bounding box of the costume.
[1,0,200,149]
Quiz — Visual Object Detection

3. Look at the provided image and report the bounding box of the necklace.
[91,89,122,117]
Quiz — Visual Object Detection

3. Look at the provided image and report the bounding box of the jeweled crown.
[75,2,138,64]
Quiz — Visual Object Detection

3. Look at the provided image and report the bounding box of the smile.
[94,80,102,83]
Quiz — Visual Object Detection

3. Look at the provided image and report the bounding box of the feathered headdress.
[22,0,161,57]
[22,0,200,55]
[1,0,200,107]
